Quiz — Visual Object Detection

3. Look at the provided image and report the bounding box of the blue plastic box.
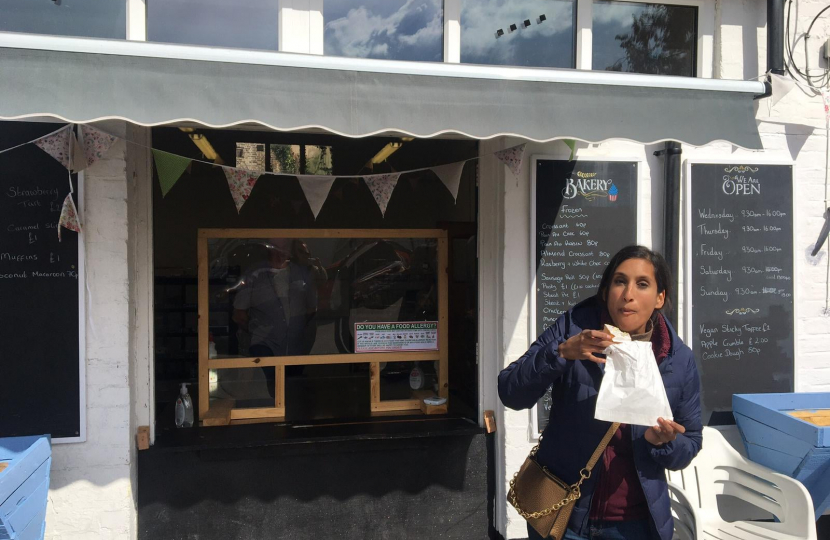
[733,393,830,519]
[0,436,51,540]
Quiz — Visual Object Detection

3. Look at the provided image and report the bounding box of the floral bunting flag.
[363,173,401,216]
[57,193,81,241]
[431,162,465,202]
[222,166,262,212]
[823,91,830,125]
[494,143,526,176]
[297,175,337,219]
[153,149,192,197]
[34,125,71,169]
[81,125,117,168]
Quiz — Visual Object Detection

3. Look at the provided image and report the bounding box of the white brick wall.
[45,133,136,540]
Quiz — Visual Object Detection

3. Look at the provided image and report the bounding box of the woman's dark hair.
[597,245,672,314]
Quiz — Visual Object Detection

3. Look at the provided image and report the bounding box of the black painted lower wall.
[138,423,490,539]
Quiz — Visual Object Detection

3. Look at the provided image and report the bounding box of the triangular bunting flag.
[563,139,576,161]
[34,125,71,169]
[81,125,117,168]
[70,131,87,173]
[57,193,81,241]
[363,173,401,216]
[222,166,262,212]
[297,175,337,219]
[153,149,192,197]
[494,143,526,176]
[431,162,465,202]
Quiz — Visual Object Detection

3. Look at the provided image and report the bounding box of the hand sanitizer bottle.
[175,383,194,428]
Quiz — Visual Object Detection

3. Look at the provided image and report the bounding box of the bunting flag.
[153,149,192,197]
[431,162,465,202]
[57,193,81,241]
[823,90,830,125]
[494,143,526,176]
[363,172,401,216]
[297,175,337,219]
[34,125,71,169]
[81,125,117,168]
[223,166,262,212]
[563,139,576,161]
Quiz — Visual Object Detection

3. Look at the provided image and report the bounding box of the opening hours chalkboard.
[0,122,84,441]
[686,162,794,424]
[531,158,638,433]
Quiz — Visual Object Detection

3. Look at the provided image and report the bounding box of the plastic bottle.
[175,383,194,428]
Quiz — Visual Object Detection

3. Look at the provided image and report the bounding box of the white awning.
[0,33,765,149]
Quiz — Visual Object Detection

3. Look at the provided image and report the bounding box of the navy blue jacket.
[498,297,702,540]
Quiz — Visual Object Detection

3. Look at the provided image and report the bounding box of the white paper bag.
[594,341,673,427]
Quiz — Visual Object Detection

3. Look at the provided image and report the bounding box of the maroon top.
[589,313,672,521]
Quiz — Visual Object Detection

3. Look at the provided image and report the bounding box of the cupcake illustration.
[608,184,618,202]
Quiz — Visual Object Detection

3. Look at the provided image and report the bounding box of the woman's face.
[605,258,665,334]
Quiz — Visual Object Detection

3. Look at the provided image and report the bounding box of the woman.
[498,246,702,540]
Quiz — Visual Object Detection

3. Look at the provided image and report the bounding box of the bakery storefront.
[0,24,765,539]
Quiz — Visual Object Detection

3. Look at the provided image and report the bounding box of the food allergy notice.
[355,321,439,353]
[689,163,794,417]
[532,159,638,432]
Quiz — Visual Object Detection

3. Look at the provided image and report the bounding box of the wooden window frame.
[197,228,449,424]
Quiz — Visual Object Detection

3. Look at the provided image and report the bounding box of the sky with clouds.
[460,0,575,68]
[324,0,443,61]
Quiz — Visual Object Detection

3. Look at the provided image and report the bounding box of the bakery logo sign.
[562,171,619,202]
[722,166,760,196]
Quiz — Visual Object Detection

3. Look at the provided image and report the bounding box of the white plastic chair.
[668,426,817,540]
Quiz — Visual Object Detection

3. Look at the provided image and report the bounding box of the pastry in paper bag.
[594,338,673,427]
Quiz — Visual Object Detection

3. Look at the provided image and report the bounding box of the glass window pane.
[269,144,300,174]
[209,367,275,408]
[592,1,697,76]
[305,145,334,175]
[147,0,279,50]
[207,236,439,358]
[236,143,266,171]
[461,0,575,68]
[324,0,443,62]
[0,0,126,39]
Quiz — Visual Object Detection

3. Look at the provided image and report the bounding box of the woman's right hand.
[557,330,615,363]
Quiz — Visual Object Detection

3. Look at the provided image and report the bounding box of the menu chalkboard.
[0,122,83,440]
[687,163,794,422]
[531,159,638,432]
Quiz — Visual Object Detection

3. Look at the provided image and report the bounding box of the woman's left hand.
[645,417,686,446]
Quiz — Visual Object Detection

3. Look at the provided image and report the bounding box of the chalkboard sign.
[530,158,639,433]
[686,162,794,423]
[0,122,84,441]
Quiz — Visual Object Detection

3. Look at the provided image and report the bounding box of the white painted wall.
[45,124,137,540]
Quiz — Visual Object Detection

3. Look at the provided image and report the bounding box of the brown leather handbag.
[508,422,620,539]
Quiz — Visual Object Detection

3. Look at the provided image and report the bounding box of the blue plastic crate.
[0,436,51,540]
[733,393,830,519]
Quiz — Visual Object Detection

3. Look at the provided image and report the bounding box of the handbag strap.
[584,422,621,473]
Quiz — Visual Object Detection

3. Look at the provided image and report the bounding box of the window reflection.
[208,237,438,358]
[0,0,126,39]
[461,0,575,68]
[148,0,279,50]
[324,0,443,61]
[592,1,697,76]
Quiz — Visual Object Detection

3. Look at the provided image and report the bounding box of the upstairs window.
[0,0,126,39]
[324,0,444,61]
[592,0,697,77]
[460,0,576,68]
[147,0,280,50]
